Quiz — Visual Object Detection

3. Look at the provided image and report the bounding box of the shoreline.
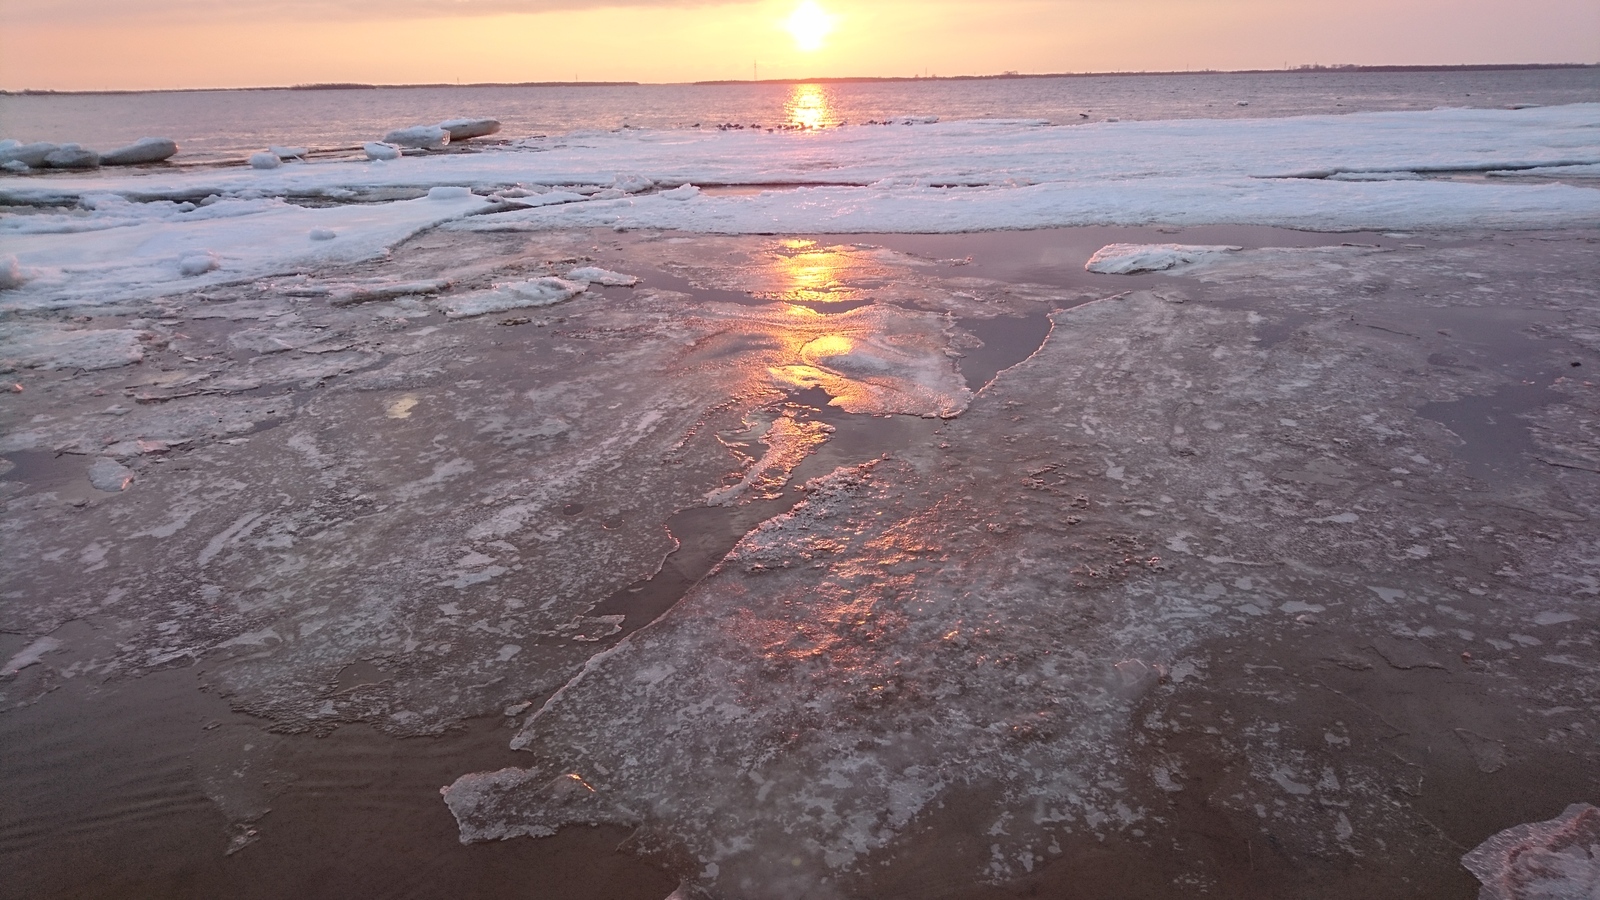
[3,221,1596,898]
[4,62,1596,98]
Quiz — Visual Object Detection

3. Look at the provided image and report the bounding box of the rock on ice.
[248,151,281,170]
[1085,243,1243,275]
[439,277,587,318]
[1462,803,1600,900]
[383,126,450,151]
[101,138,178,166]
[439,118,501,141]
[364,142,402,161]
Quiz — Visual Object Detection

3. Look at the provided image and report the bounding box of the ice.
[309,227,337,241]
[0,142,59,167]
[660,184,700,201]
[0,255,28,290]
[1463,804,1600,900]
[439,118,502,141]
[438,277,588,318]
[178,249,220,275]
[100,138,178,166]
[88,457,135,492]
[1085,243,1242,274]
[564,266,637,286]
[0,323,148,370]
[269,146,308,160]
[1,636,62,676]
[363,142,402,161]
[2,190,491,310]
[612,174,653,194]
[384,125,450,150]
[248,151,281,170]
[44,146,100,169]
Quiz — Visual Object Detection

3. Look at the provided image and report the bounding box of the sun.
[784,1,836,53]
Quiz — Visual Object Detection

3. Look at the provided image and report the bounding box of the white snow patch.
[565,266,638,286]
[439,277,588,318]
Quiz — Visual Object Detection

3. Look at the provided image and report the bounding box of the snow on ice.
[1084,243,1242,275]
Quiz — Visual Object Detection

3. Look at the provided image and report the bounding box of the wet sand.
[2,224,1597,899]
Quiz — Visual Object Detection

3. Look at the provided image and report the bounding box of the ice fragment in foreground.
[384,125,450,150]
[100,137,178,166]
[363,142,402,161]
[1085,243,1242,275]
[439,118,501,141]
[1462,803,1600,900]
[660,184,700,201]
[248,151,281,170]
[88,457,135,492]
[439,277,587,318]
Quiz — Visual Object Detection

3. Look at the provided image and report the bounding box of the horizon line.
[3,62,1596,97]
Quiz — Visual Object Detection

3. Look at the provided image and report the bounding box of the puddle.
[1417,383,1567,478]
[954,314,1053,392]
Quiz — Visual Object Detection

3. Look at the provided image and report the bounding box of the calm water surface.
[1,68,1596,163]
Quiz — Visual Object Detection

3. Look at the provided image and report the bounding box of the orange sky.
[2,0,1597,91]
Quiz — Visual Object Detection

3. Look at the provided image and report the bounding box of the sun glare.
[784,1,836,53]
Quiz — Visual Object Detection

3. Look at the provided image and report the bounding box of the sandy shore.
[2,223,1597,899]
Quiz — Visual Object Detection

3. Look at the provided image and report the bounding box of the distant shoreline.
[3,63,1595,97]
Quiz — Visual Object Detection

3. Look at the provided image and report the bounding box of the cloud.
[3,0,754,25]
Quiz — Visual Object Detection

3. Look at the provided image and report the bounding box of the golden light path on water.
[783,83,838,130]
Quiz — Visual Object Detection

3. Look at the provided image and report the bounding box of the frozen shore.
[2,104,1599,900]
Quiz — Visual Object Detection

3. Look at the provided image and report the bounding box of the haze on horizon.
[1,0,1597,92]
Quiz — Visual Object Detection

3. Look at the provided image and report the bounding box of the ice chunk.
[384,125,450,150]
[0,142,59,167]
[2,636,62,676]
[100,137,178,166]
[612,174,653,194]
[309,228,337,241]
[1,160,28,173]
[564,266,638,286]
[427,185,473,201]
[328,278,450,306]
[178,250,220,275]
[1085,243,1242,275]
[364,142,402,161]
[660,184,700,201]
[1462,803,1600,900]
[44,146,100,169]
[248,151,281,170]
[439,118,501,141]
[438,277,587,318]
[0,255,28,290]
[0,324,148,369]
[269,146,308,160]
[88,457,135,492]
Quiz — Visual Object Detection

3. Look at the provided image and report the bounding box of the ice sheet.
[3,104,1597,310]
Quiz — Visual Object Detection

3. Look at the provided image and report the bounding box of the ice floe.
[101,137,178,166]
[1085,243,1242,275]
[439,118,502,141]
[0,323,149,370]
[384,125,450,150]
[564,266,638,286]
[1463,803,1600,900]
[438,277,588,318]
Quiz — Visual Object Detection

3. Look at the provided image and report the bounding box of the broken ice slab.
[1462,803,1600,900]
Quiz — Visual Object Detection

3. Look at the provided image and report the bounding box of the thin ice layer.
[1463,804,1600,900]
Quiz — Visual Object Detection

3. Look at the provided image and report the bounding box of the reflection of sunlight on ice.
[763,239,875,306]
[784,84,836,130]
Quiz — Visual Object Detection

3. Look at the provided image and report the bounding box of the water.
[2,67,1595,163]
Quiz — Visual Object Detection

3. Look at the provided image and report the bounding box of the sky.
[1,0,1596,91]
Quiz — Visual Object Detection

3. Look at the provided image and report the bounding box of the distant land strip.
[2,63,1595,96]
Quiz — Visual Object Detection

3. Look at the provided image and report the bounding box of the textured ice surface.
[439,277,588,318]
[1085,243,1241,274]
[1463,804,1600,900]
[0,323,148,370]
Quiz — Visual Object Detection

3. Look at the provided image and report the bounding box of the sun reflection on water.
[784,83,838,130]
